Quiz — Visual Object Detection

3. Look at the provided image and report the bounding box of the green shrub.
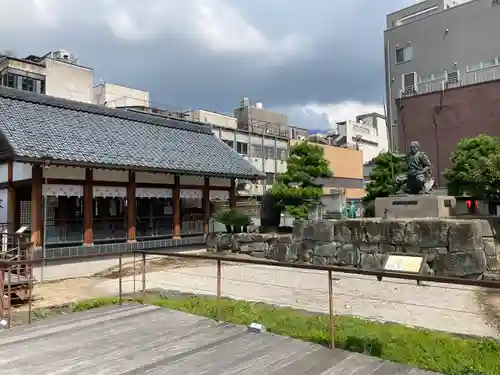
[212,209,253,232]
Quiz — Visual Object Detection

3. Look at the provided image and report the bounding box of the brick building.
[396,79,500,186]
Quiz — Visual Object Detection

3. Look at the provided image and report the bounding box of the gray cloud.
[2,0,413,126]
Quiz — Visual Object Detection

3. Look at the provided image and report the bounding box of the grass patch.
[66,294,499,375]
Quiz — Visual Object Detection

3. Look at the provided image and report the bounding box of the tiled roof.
[0,87,264,179]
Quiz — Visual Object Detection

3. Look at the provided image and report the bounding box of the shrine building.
[0,86,264,259]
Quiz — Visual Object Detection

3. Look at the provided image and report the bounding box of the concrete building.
[93,82,150,108]
[384,0,500,150]
[186,108,289,198]
[333,113,389,164]
[290,140,365,201]
[233,98,289,138]
[0,49,94,103]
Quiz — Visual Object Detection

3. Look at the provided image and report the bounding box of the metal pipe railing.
[2,249,500,348]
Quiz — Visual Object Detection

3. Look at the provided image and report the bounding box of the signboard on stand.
[383,254,426,274]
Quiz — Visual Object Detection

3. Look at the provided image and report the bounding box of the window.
[483,58,498,69]
[265,173,275,185]
[446,69,460,84]
[2,72,45,93]
[276,148,287,161]
[419,71,445,83]
[22,77,34,92]
[467,62,482,72]
[236,141,248,155]
[252,144,263,158]
[222,139,234,148]
[395,45,413,64]
[467,57,500,72]
[264,146,275,159]
[402,72,416,92]
[6,73,15,88]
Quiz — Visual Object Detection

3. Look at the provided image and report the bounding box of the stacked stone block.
[207,218,500,279]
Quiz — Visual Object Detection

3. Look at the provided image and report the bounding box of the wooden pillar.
[203,177,210,234]
[7,160,17,233]
[172,175,181,239]
[229,178,237,209]
[127,171,136,242]
[83,168,93,245]
[31,165,43,248]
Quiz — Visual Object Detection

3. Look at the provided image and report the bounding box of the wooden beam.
[31,165,43,248]
[172,175,181,239]
[229,178,237,208]
[127,171,136,242]
[7,160,16,233]
[83,168,93,245]
[203,177,210,234]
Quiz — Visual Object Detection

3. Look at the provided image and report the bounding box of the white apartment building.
[333,113,389,164]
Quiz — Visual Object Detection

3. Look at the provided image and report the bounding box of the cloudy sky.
[2,0,416,129]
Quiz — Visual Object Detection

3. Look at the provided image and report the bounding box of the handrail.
[137,251,500,289]
[3,250,499,289]
[1,249,499,289]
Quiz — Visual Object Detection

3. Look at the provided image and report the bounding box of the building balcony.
[399,65,500,99]
[338,120,379,144]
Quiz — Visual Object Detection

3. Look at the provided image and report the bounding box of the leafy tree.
[444,134,500,200]
[271,141,332,219]
[363,152,407,203]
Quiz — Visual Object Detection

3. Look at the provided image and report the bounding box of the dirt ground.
[11,256,218,312]
[478,288,500,332]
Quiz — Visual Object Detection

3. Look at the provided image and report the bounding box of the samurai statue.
[405,141,435,195]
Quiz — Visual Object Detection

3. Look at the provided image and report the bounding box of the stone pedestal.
[375,195,456,218]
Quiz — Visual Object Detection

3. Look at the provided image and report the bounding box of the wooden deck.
[0,304,442,374]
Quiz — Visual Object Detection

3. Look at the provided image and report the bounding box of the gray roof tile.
[0,87,264,179]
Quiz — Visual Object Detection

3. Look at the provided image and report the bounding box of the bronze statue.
[405,141,434,194]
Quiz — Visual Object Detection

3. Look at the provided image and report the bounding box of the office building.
[384,0,500,150]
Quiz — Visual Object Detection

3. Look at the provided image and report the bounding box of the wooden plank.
[0,304,143,337]
[205,335,320,375]
[264,347,351,375]
[406,369,442,375]
[146,332,287,375]
[310,353,384,375]
[369,362,413,375]
[0,304,160,346]
[6,310,236,374]
[1,306,444,375]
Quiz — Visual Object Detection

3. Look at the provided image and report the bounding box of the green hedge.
[70,296,499,375]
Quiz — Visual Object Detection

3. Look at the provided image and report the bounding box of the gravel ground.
[95,263,500,339]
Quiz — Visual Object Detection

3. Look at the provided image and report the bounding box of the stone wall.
[206,218,500,279]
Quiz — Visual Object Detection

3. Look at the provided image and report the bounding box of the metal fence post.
[216,259,222,322]
[7,268,12,329]
[28,265,33,325]
[133,252,136,294]
[141,252,146,302]
[328,270,335,349]
[118,253,123,306]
